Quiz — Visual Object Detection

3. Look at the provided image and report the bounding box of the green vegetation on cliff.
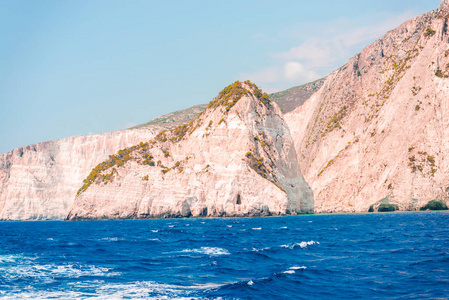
[207,80,271,112]
[78,80,272,195]
[420,200,448,211]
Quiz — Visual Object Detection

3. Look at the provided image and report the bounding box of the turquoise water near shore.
[1,211,448,299]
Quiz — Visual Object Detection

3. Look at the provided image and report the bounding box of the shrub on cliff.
[420,200,448,211]
[378,204,399,212]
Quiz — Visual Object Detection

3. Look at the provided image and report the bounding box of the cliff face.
[285,2,449,213]
[68,81,313,220]
[0,129,156,220]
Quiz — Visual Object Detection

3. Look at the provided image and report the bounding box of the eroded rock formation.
[68,81,313,220]
[285,1,449,213]
[0,129,156,220]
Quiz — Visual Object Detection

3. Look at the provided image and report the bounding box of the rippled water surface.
[1,212,448,299]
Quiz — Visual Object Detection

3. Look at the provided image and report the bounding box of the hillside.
[68,81,313,220]
[269,78,326,113]
[131,104,208,130]
[285,0,449,213]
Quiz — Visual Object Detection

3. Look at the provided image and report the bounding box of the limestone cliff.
[0,129,156,220]
[285,1,449,213]
[68,81,313,220]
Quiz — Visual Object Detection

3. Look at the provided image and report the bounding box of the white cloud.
[284,62,320,82]
[239,10,418,93]
[240,66,281,84]
[275,11,417,73]
[277,42,332,67]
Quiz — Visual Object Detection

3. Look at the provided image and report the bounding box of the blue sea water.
[0,212,448,299]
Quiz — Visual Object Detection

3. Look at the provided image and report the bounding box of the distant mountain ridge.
[131,80,324,130]
[131,104,208,131]
[269,78,326,113]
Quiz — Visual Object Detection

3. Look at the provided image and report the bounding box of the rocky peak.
[68,80,313,220]
[207,80,272,113]
[440,0,449,11]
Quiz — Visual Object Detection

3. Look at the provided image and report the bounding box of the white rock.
[285,5,449,213]
[0,129,156,220]
[68,83,313,219]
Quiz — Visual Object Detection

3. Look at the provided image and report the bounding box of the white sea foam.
[252,247,270,252]
[0,280,219,300]
[283,266,307,274]
[290,266,307,270]
[0,254,22,263]
[280,241,319,249]
[99,237,123,242]
[181,247,230,256]
[168,225,175,228]
[280,226,288,229]
[0,258,120,283]
[252,227,262,230]
[227,225,232,228]
[151,230,159,233]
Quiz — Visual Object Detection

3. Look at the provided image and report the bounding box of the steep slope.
[285,1,449,213]
[131,104,207,130]
[270,78,326,113]
[68,81,313,220]
[0,129,156,220]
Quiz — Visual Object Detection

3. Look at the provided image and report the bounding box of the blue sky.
[1,0,440,154]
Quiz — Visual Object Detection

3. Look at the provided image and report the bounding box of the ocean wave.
[252,247,270,252]
[282,266,307,274]
[290,266,307,270]
[0,254,24,263]
[280,241,319,249]
[148,238,161,242]
[0,280,220,300]
[98,237,123,242]
[0,260,120,282]
[181,247,230,256]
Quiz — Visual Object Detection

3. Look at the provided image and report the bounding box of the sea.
[0,212,448,299]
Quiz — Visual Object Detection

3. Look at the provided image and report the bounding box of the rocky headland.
[1,1,449,220]
[68,81,313,220]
